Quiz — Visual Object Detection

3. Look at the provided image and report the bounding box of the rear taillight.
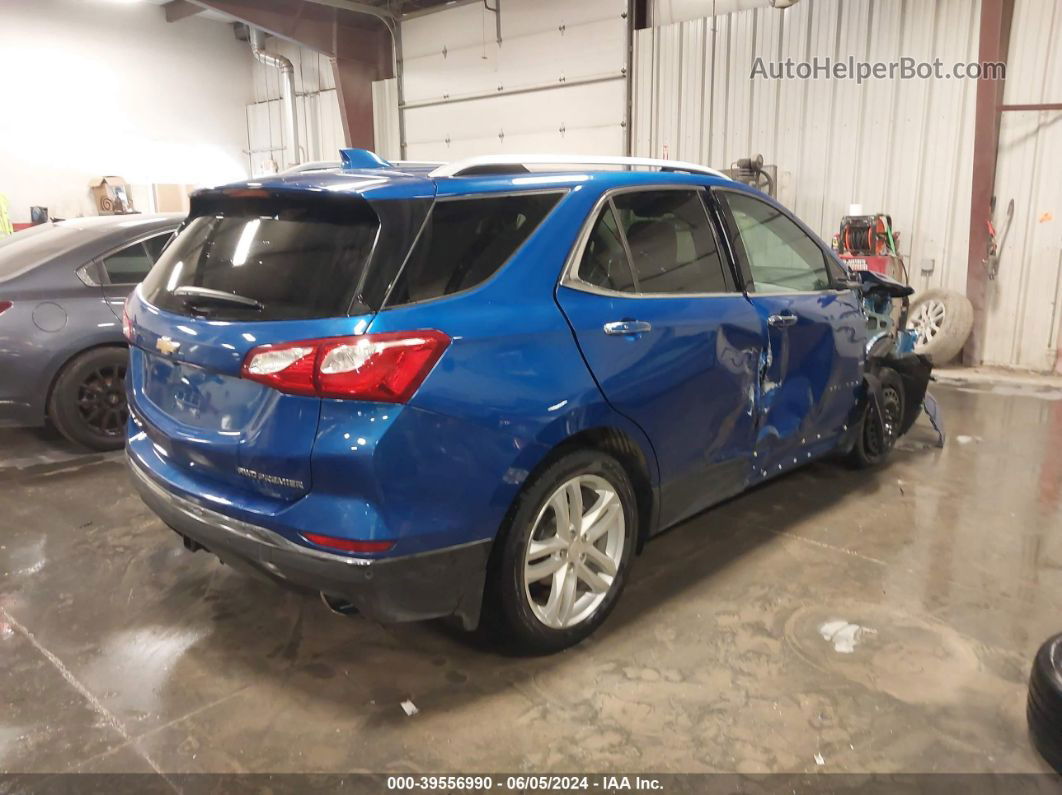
[301,532,395,554]
[241,330,450,403]
[0,301,12,316]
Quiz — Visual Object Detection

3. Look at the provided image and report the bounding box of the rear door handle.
[603,320,652,336]
[768,313,797,329]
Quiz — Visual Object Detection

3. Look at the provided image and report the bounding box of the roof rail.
[429,154,731,180]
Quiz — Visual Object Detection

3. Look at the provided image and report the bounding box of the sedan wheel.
[76,363,128,438]
[48,346,130,451]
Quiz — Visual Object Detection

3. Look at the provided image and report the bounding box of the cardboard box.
[88,176,135,215]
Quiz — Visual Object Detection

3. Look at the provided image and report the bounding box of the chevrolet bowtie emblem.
[156,337,180,355]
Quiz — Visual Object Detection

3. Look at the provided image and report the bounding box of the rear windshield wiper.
[172,285,264,311]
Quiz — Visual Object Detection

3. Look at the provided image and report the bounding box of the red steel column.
[964,0,1015,364]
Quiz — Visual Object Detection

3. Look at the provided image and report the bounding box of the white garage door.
[399,0,629,161]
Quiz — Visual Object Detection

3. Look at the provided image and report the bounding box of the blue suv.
[125,151,931,653]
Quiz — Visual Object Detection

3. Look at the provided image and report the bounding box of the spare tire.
[1028,633,1062,773]
[908,288,974,364]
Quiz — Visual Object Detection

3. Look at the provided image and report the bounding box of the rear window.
[141,194,381,321]
[384,192,562,307]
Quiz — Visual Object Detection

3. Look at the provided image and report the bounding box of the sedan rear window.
[141,194,380,321]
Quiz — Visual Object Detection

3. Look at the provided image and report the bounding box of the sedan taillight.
[241,330,450,403]
[0,301,12,316]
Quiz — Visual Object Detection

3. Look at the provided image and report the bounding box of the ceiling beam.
[163,0,204,22]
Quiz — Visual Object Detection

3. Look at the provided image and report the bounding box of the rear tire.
[1028,633,1062,773]
[47,346,129,451]
[485,450,637,654]
[847,367,905,469]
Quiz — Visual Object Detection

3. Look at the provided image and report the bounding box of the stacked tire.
[908,288,974,365]
[1028,633,1062,773]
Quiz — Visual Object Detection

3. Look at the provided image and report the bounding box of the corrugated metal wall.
[635,0,1062,370]
[982,0,1062,371]
[634,0,980,300]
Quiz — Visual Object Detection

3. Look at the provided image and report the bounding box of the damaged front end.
[843,271,944,454]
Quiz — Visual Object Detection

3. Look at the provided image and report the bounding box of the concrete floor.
[1,383,1060,776]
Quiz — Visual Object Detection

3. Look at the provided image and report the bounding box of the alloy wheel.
[76,364,128,438]
[910,299,946,347]
[523,474,625,630]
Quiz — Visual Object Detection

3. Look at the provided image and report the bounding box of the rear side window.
[101,232,171,284]
[611,190,730,294]
[141,195,379,321]
[385,193,562,307]
[143,232,172,262]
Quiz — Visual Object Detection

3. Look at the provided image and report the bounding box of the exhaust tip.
[320,592,358,616]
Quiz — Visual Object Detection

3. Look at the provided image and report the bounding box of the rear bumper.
[128,453,490,628]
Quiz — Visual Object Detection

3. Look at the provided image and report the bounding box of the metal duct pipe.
[652,0,798,26]
[250,28,300,167]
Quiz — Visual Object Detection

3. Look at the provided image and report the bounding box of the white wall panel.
[0,0,251,222]
[634,0,980,297]
[400,0,628,159]
[372,79,402,162]
[982,0,1062,370]
[247,38,345,173]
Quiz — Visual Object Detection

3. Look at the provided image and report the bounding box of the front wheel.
[847,367,905,468]
[486,450,637,654]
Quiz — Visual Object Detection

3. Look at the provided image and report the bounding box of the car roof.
[0,213,182,283]
[205,148,738,202]
[214,165,736,202]
[55,213,183,232]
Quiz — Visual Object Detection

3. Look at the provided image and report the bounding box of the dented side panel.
[555,285,764,529]
[747,289,866,476]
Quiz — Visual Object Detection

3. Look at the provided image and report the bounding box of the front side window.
[386,192,562,307]
[610,190,730,294]
[719,191,831,293]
